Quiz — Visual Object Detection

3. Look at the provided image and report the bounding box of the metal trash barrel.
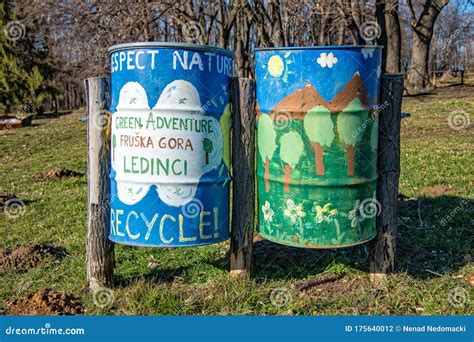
[108,42,233,247]
[255,46,382,248]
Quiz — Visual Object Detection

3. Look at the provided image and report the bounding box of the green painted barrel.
[255,46,382,248]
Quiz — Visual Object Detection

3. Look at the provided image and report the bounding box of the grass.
[0,81,473,315]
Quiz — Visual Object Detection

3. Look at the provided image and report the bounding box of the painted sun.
[264,52,293,83]
[268,55,284,77]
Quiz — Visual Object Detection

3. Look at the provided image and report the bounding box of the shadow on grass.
[114,265,194,287]
[110,195,471,286]
[396,195,472,279]
[34,111,73,120]
[252,195,472,281]
[113,254,229,288]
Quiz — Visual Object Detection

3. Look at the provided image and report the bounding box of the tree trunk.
[407,32,431,92]
[283,164,291,193]
[406,0,449,93]
[369,74,403,287]
[264,158,270,192]
[347,145,355,176]
[311,142,325,176]
[230,78,256,277]
[85,77,115,291]
[377,0,402,73]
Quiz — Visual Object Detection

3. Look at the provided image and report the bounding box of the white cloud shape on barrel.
[316,52,338,68]
[112,80,223,207]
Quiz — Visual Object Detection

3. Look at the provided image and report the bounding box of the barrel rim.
[108,42,234,57]
[255,45,382,52]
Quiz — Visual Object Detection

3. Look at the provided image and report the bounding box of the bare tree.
[406,0,450,93]
[377,0,402,73]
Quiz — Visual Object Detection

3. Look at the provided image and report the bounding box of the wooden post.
[230,78,256,277]
[85,76,115,291]
[370,74,404,286]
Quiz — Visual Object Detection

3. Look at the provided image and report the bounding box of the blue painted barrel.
[255,46,382,248]
[108,43,233,247]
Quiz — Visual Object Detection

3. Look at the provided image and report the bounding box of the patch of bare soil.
[420,184,455,197]
[296,274,366,298]
[35,167,83,180]
[0,244,67,273]
[2,289,83,315]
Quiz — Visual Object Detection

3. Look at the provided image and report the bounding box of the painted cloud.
[317,52,338,68]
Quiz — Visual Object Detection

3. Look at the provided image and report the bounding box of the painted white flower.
[284,199,306,223]
[316,52,338,68]
[262,201,274,222]
[314,203,338,223]
[348,199,364,228]
[362,48,375,60]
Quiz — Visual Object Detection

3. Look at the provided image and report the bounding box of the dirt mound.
[2,289,83,315]
[35,167,83,180]
[0,244,67,273]
[420,185,455,197]
[298,275,365,297]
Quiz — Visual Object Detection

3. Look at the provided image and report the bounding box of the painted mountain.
[268,83,330,120]
[268,71,370,119]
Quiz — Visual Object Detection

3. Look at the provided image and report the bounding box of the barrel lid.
[108,42,234,58]
[255,45,382,51]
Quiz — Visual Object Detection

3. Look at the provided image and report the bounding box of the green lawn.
[0,83,472,315]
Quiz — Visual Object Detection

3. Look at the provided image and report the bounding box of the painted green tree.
[336,98,369,176]
[303,105,335,176]
[279,131,304,193]
[219,103,231,169]
[257,115,277,192]
[203,138,213,165]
